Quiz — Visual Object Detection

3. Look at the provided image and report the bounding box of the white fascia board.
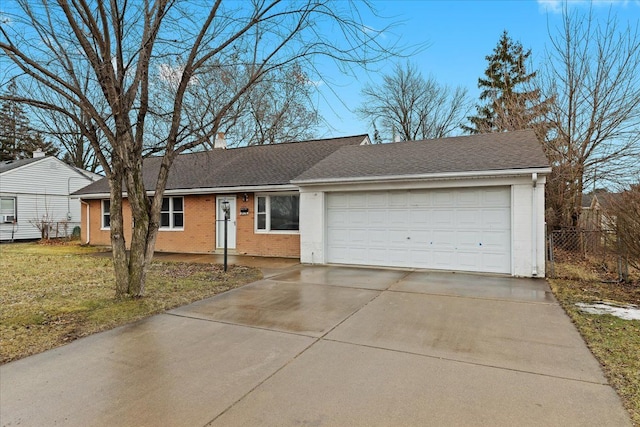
[292,167,552,186]
[75,184,299,200]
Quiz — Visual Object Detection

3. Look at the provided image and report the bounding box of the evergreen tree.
[0,82,58,160]
[463,31,548,134]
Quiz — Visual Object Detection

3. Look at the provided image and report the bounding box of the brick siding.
[82,192,300,258]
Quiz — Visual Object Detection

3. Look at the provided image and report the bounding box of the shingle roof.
[293,129,550,183]
[0,157,44,174]
[74,135,369,195]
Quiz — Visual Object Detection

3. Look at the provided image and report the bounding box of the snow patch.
[575,302,640,321]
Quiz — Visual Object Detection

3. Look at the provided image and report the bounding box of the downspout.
[81,200,90,244]
[531,173,538,277]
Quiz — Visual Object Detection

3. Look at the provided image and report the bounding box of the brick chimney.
[214,132,227,149]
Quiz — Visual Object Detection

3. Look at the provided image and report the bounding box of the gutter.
[531,173,538,277]
[292,167,552,186]
[74,184,299,200]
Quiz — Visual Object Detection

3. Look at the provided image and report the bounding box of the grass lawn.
[0,241,262,364]
[548,273,640,426]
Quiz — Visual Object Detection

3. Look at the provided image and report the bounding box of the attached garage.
[326,188,511,274]
[294,130,551,278]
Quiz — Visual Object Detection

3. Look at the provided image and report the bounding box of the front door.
[216,196,237,249]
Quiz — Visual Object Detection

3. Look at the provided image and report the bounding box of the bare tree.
[539,7,640,228]
[604,182,640,272]
[30,69,103,172]
[1,0,393,297]
[186,62,319,147]
[358,62,470,142]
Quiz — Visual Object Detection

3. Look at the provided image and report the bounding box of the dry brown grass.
[0,241,262,364]
[548,277,640,426]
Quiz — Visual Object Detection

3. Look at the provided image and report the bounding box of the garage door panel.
[408,209,430,225]
[433,191,455,206]
[348,194,368,208]
[389,192,408,207]
[369,229,388,246]
[327,228,346,241]
[457,251,482,270]
[411,230,431,245]
[367,248,388,264]
[457,231,482,248]
[327,188,511,274]
[456,209,482,229]
[389,210,409,225]
[432,209,454,226]
[387,249,410,265]
[481,230,510,248]
[327,209,349,225]
[432,251,455,269]
[409,191,430,206]
[482,209,510,229]
[483,252,511,272]
[348,229,368,246]
[348,210,366,225]
[389,233,409,247]
[368,210,387,225]
[345,248,369,263]
[483,188,511,206]
[327,193,349,208]
[409,249,431,265]
[457,189,481,206]
[366,193,387,207]
[432,230,456,248]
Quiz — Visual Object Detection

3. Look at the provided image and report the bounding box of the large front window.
[160,196,184,229]
[256,194,299,232]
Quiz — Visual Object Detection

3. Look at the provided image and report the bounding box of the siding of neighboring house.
[0,157,99,241]
[82,192,300,257]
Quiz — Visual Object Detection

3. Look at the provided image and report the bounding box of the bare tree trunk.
[109,160,129,297]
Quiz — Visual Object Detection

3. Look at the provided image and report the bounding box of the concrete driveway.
[1,266,631,426]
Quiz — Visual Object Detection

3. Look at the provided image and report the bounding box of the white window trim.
[159,196,184,231]
[0,196,17,223]
[101,199,110,230]
[254,192,300,234]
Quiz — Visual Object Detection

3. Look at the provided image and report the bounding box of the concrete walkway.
[1,266,631,426]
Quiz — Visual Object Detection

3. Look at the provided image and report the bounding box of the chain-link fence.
[548,228,630,282]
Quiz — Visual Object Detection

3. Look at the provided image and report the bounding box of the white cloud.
[306,79,324,87]
[537,0,563,13]
[158,63,199,88]
[362,24,385,39]
[538,0,636,14]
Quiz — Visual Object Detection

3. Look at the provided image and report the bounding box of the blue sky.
[315,0,640,138]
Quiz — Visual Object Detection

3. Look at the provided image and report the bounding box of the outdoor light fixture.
[221,199,230,272]
[242,193,249,202]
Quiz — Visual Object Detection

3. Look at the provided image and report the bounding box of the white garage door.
[326,188,511,274]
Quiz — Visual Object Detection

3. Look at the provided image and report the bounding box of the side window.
[102,199,110,228]
[256,196,267,230]
[0,197,16,223]
[160,197,184,230]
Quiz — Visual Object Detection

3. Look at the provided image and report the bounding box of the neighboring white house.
[0,151,101,241]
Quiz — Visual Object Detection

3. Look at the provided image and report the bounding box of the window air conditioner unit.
[2,215,16,223]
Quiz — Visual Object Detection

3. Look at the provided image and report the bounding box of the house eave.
[74,183,299,199]
[292,167,552,186]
